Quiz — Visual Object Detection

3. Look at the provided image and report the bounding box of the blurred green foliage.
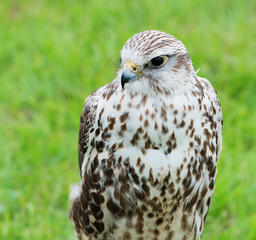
[0,0,255,239]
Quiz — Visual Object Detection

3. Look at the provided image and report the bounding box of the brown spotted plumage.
[69,30,223,240]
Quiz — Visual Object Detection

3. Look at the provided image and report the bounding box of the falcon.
[69,30,223,240]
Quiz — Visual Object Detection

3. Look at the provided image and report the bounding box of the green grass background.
[0,0,255,239]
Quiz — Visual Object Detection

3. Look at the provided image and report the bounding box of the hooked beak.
[121,60,141,89]
[121,69,139,89]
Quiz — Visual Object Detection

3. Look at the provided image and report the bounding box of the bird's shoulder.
[196,76,223,120]
[78,80,119,175]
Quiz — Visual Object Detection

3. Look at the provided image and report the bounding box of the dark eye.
[150,56,167,67]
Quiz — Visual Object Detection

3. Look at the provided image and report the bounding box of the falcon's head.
[120,30,195,96]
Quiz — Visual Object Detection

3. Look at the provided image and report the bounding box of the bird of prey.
[69,30,223,240]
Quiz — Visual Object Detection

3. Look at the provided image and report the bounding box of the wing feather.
[78,90,100,176]
[78,81,119,176]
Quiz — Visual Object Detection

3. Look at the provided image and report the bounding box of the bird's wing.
[78,80,119,177]
[78,89,100,176]
[198,76,223,122]
[197,76,223,153]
